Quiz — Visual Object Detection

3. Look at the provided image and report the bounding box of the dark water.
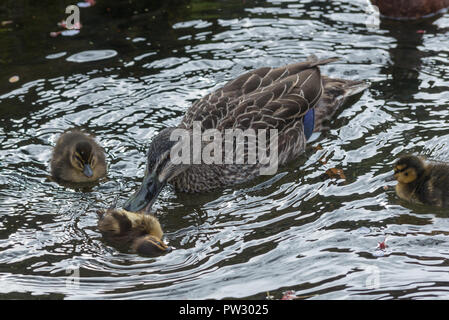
[1,0,449,299]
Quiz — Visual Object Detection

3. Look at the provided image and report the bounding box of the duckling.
[97,208,172,256]
[51,130,107,183]
[388,155,449,208]
[371,0,449,19]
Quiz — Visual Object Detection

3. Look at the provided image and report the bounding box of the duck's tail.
[313,76,369,132]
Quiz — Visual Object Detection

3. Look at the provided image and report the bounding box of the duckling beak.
[123,173,166,213]
[83,164,94,178]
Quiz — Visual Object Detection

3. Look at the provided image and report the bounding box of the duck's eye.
[404,172,408,176]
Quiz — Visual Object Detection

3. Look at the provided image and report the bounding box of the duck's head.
[70,140,98,178]
[123,128,185,213]
[388,155,425,184]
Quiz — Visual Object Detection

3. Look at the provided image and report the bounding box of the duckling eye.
[404,172,409,176]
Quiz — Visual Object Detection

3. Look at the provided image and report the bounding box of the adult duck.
[371,0,449,19]
[124,56,368,212]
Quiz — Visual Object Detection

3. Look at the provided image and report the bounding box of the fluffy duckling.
[51,130,107,183]
[97,209,172,256]
[388,155,449,208]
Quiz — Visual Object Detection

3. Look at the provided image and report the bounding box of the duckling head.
[97,208,172,257]
[132,235,172,257]
[389,155,425,184]
[70,140,98,178]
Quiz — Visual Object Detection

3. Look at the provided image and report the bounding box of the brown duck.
[51,130,107,183]
[124,56,369,212]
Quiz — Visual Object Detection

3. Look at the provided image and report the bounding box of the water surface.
[1,0,449,299]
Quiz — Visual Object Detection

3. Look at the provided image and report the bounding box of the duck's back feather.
[179,57,339,132]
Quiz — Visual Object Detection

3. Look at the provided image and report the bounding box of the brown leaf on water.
[9,75,19,83]
[319,155,328,165]
[281,291,298,300]
[325,168,346,181]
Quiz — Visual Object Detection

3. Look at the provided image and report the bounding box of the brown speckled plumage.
[170,57,368,192]
[124,56,368,212]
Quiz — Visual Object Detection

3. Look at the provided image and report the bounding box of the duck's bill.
[123,174,165,213]
[83,164,94,177]
[385,173,396,182]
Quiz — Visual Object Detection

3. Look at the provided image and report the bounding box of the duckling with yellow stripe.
[97,209,172,256]
[388,155,449,208]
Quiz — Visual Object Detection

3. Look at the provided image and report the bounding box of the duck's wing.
[179,56,339,131]
[313,76,369,132]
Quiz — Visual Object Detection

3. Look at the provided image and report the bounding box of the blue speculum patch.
[303,108,315,140]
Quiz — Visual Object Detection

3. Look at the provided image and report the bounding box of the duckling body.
[371,0,449,19]
[97,209,171,256]
[390,155,449,208]
[124,56,368,212]
[51,130,107,183]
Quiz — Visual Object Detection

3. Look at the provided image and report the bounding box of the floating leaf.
[325,168,346,181]
[50,31,61,37]
[313,144,323,151]
[58,20,82,30]
[9,75,19,83]
[281,291,298,300]
[1,20,13,26]
[377,236,388,250]
[319,155,328,165]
